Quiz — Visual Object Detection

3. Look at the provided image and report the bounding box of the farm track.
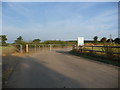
[3,48,119,88]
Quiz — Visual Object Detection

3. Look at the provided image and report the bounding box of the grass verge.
[69,50,120,67]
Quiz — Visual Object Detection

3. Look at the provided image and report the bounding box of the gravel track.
[5,48,118,88]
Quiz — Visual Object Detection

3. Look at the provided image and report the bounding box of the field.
[72,44,120,66]
[84,46,120,54]
[82,43,120,54]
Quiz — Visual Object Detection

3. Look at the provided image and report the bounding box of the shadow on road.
[2,50,118,88]
[2,54,84,88]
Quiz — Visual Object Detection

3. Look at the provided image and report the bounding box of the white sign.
[78,37,84,46]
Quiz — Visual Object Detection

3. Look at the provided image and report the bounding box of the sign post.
[49,44,52,51]
[78,37,84,46]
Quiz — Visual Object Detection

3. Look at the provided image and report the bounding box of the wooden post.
[106,45,108,55]
[39,45,40,51]
[83,45,85,53]
[92,45,94,55]
[26,44,29,53]
[20,44,22,53]
[92,45,93,51]
[35,45,36,52]
[92,45,94,53]
[50,44,52,51]
[107,45,109,56]
[80,46,82,53]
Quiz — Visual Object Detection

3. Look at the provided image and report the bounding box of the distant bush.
[114,38,120,44]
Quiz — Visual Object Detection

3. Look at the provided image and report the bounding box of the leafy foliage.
[93,36,98,44]
[107,38,114,43]
[14,36,24,44]
[32,39,41,44]
[42,40,76,44]
[0,35,7,45]
[14,36,26,51]
[100,37,107,44]
[114,38,120,44]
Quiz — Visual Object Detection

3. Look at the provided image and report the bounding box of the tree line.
[0,35,76,45]
[0,35,120,45]
[93,36,120,44]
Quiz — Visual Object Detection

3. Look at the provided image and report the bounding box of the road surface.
[5,48,118,88]
[0,51,2,89]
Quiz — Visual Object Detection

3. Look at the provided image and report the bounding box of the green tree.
[93,36,98,44]
[100,37,107,44]
[32,39,41,44]
[14,36,24,44]
[14,36,27,52]
[0,35,7,44]
[107,38,114,43]
[114,38,120,44]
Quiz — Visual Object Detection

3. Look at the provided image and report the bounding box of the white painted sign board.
[78,37,84,46]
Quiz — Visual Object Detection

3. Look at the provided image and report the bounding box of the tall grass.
[73,43,120,61]
[102,43,120,60]
[1,45,17,55]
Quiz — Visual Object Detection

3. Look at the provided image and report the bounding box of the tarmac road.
[5,48,118,88]
[0,53,2,89]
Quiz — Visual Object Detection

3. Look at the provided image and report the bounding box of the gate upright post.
[50,44,52,51]
[35,45,36,52]
[20,44,22,53]
[39,45,40,51]
[92,45,94,53]
[26,44,29,53]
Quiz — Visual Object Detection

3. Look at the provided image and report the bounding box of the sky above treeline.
[2,2,118,43]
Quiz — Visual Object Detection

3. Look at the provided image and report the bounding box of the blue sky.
[2,2,118,42]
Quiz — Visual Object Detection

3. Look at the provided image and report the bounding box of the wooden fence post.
[26,44,29,53]
[92,45,94,54]
[107,45,109,55]
[92,45,93,52]
[34,45,36,52]
[20,44,22,53]
[81,46,83,53]
[39,45,40,51]
[49,44,52,51]
[83,45,85,53]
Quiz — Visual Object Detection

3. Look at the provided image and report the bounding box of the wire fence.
[72,45,120,60]
[1,44,74,55]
